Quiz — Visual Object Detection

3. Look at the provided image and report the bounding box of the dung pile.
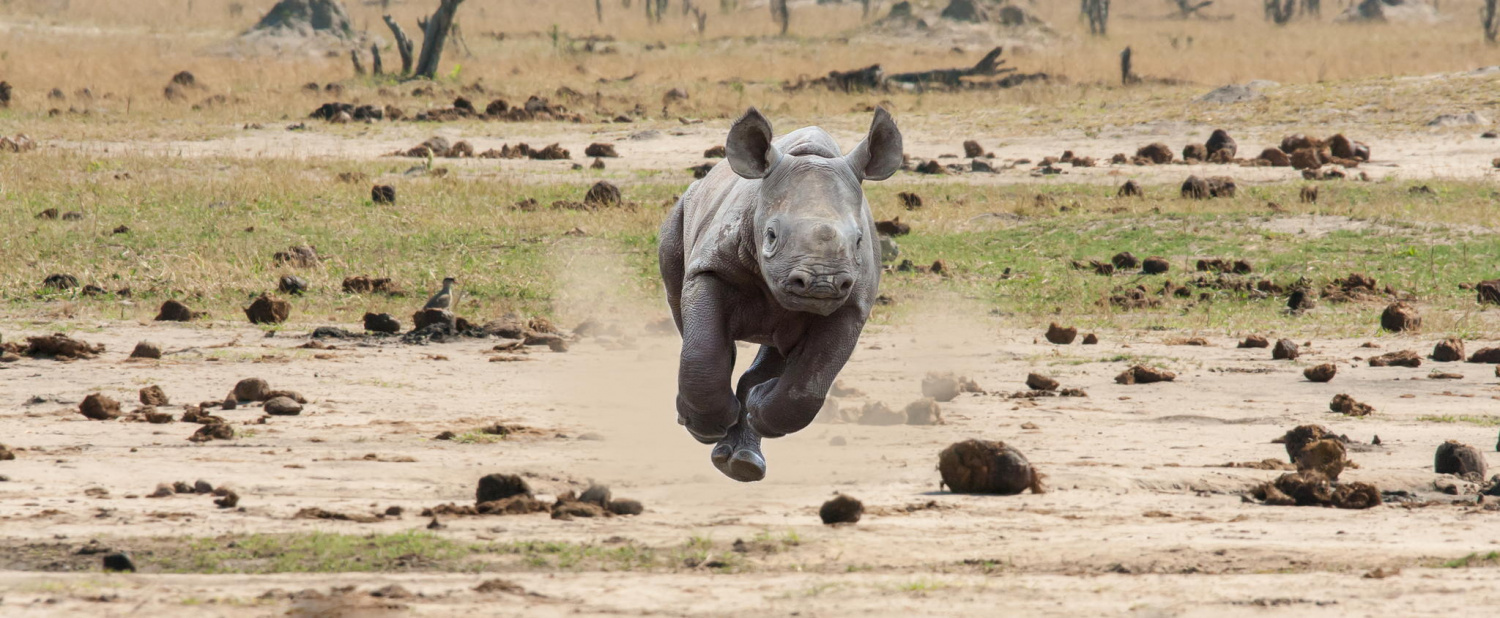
[938,439,1045,495]
[1250,425,1378,509]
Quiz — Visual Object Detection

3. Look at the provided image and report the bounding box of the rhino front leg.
[745,309,864,439]
[711,346,787,482]
[675,274,741,444]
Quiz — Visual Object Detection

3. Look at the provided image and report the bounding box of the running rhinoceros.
[657,107,902,482]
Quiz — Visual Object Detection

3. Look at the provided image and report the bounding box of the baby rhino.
[658,107,902,482]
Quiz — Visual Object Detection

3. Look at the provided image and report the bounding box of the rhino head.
[725,107,903,316]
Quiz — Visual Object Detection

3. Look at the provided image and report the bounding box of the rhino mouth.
[777,270,853,315]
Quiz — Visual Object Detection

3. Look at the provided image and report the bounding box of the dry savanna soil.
[4,0,1500,615]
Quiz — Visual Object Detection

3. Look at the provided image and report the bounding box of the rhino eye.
[765,227,777,247]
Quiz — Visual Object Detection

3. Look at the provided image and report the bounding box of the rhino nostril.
[788,272,810,293]
[838,276,853,294]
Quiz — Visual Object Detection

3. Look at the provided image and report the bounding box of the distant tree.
[1084,0,1109,34]
[771,0,790,34]
[1486,0,1500,43]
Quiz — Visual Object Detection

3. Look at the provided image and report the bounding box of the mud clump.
[1330,394,1373,416]
[1252,471,1377,509]
[1369,350,1421,368]
[272,245,320,268]
[904,398,943,425]
[139,385,170,406]
[1469,347,1500,364]
[1025,373,1059,391]
[1205,129,1237,159]
[1115,365,1175,385]
[1380,302,1421,332]
[1272,339,1299,360]
[875,217,910,236]
[939,440,1043,495]
[0,444,14,460]
[1476,279,1500,305]
[412,308,457,331]
[1182,143,1207,162]
[1117,180,1143,197]
[264,396,303,416]
[1136,142,1173,165]
[244,294,290,324]
[1287,289,1316,313]
[1238,335,1270,348]
[819,494,864,524]
[371,185,395,204]
[1432,338,1465,362]
[1296,438,1348,480]
[1256,147,1291,167]
[1303,364,1337,383]
[1044,322,1077,345]
[26,334,104,360]
[342,276,400,295]
[1111,252,1139,269]
[584,181,622,208]
[857,402,904,425]
[1180,175,1210,199]
[234,378,273,402]
[80,393,122,421]
[1278,424,1334,463]
[363,312,402,334]
[584,143,618,158]
[278,275,308,295]
[898,192,923,209]
[154,300,199,322]
[1142,257,1170,274]
[1434,441,1487,479]
[476,474,532,505]
[130,342,162,359]
[920,372,974,402]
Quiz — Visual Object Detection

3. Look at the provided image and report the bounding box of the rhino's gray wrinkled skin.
[658,107,902,482]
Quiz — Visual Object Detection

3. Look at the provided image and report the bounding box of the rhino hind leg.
[711,411,766,482]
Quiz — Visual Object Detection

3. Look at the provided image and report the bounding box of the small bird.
[424,277,457,310]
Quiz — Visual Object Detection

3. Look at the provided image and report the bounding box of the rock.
[244,293,290,324]
[194,480,214,494]
[1025,373,1059,391]
[1238,335,1270,348]
[139,385,169,406]
[1116,180,1143,197]
[584,143,618,158]
[1379,302,1420,332]
[278,275,308,295]
[234,378,272,402]
[904,398,943,425]
[1304,364,1337,383]
[1428,112,1488,127]
[1115,365,1175,385]
[130,342,163,359]
[1369,350,1421,368]
[1272,339,1299,360]
[371,185,396,204]
[1136,142,1173,164]
[80,393,121,421]
[363,312,402,334]
[1435,441,1487,479]
[921,373,962,402]
[578,485,611,508]
[412,308,454,330]
[584,181,621,208]
[1329,394,1373,416]
[819,494,863,524]
[607,499,644,516]
[1142,257,1170,274]
[1256,147,1291,167]
[938,440,1043,495]
[102,552,136,572]
[264,396,303,416]
[1044,323,1077,345]
[476,473,532,505]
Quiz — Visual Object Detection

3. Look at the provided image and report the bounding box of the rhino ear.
[726,107,781,180]
[845,107,903,181]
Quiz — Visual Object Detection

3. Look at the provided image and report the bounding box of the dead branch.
[383,14,415,75]
[371,43,384,76]
[888,46,1013,88]
[414,0,466,79]
[350,49,366,76]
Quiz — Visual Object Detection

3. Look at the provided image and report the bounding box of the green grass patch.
[1416,415,1500,426]
[1437,551,1500,568]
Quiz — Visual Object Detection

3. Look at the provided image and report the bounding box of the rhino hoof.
[679,414,727,444]
[711,421,766,482]
[726,450,766,482]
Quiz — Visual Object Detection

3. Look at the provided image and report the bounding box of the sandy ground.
[2,308,1499,615]
[59,117,1500,186]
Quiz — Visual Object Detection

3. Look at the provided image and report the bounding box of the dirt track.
[3,313,1499,615]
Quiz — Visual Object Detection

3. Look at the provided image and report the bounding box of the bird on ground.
[424,277,457,310]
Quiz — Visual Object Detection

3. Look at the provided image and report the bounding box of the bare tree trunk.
[1485,0,1500,43]
[1120,46,1138,85]
[861,0,871,18]
[596,0,604,22]
[383,15,415,75]
[351,49,366,76]
[771,0,789,34]
[414,0,466,79]
[371,43,383,76]
[1085,0,1109,34]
